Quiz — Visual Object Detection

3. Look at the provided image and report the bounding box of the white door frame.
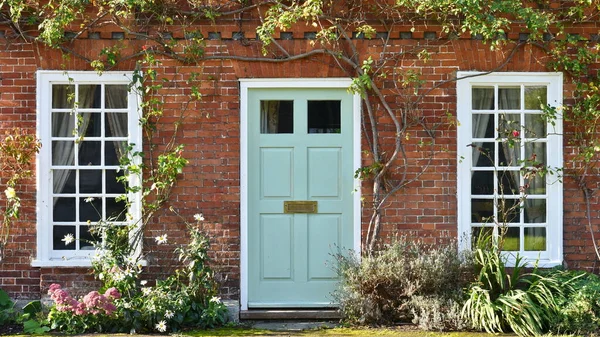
[239,78,362,310]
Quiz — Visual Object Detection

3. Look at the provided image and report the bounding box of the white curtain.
[260,101,280,134]
[52,85,95,199]
[105,85,129,159]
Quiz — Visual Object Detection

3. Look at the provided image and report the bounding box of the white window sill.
[31,259,148,268]
[31,259,93,267]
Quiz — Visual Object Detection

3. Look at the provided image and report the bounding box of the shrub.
[332,237,473,326]
[462,234,577,336]
[0,288,15,325]
[409,293,467,331]
[551,271,600,335]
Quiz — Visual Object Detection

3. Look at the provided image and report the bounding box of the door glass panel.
[308,100,341,133]
[472,87,494,110]
[498,87,521,110]
[524,86,547,110]
[524,227,546,251]
[260,100,293,134]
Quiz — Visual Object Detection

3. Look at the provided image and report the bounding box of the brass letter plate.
[283,201,318,214]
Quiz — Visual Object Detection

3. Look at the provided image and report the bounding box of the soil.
[0,323,23,336]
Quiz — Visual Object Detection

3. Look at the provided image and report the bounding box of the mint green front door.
[247,87,355,308]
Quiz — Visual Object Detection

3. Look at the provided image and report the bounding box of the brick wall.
[1,11,599,301]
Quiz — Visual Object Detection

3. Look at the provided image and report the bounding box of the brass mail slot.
[284,201,318,214]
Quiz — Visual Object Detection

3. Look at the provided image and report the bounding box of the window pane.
[79,113,101,137]
[52,85,75,109]
[498,87,520,110]
[524,227,546,251]
[472,87,494,110]
[524,86,547,110]
[80,197,102,222]
[472,114,494,138]
[53,226,76,250]
[106,170,126,194]
[52,113,75,137]
[471,171,493,195]
[498,114,521,139]
[53,170,76,193]
[472,142,495,167]
[105,85,128,109]
[471,199,493,223]
[524,114,547,138]
[106,141,126,165]
[525,174,546,195]
[308,100,341,133]
[53,197,75,221]
[78,85,101,109]
[78,141,101,165]
[498,198,520,223]
[260,100,293,134]
[106,197,127,221]
[80,170,103,193]
[525,142,546,166]
[498,141,521,166]
[501,227,520,251]
[106,113,128,137]
[52,141,74,165]
[498,170,520,195]
[525,199,546,223]
[79,225,100,250]
[471,226,494,248]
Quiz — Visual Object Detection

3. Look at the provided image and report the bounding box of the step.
[240,309,341,320]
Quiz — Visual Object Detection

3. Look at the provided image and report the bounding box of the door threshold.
[240,309,341,320]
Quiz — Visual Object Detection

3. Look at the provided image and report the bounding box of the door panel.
[248,87,354,307]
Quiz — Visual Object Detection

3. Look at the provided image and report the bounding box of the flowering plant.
[47,284,120,334]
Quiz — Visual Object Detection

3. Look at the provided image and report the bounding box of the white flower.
[61,233,75,245]
[148,304,157,312]
[164,310,174,319]
[84,197,95,203]
[140,280,148,286]
[209,296,221,304]
[113,272,126,282]
[123,302,132,309]
[155,320,167,333]
[141,287,152,295]
[154,234,167,245]
[193,213,205,222]
[4,187,16,199]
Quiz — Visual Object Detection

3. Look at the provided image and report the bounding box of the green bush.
[0,288,15,325]
[462,234,577,336]
[332,238,473,326]
[551,271,600,335]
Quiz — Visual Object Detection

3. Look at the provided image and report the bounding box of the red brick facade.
[1,9,599,303]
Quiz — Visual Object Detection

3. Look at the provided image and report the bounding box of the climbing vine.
[1,0,600,256]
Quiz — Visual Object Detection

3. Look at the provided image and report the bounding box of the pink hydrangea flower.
[48,283,61,295]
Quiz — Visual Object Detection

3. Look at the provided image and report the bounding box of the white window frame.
[457,72,563,267]
[33,71,142,267]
